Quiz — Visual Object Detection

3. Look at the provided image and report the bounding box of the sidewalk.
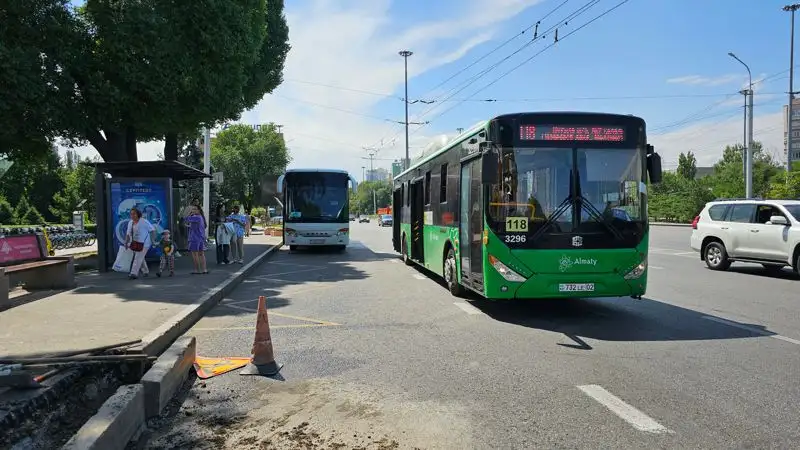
[0,234,281,357]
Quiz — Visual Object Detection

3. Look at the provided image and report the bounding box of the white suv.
[689,199,800,273]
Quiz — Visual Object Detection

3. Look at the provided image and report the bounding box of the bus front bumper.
[486,271,648,300]
[285,234,349,246]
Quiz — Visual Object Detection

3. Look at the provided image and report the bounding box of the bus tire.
[289,245,297,252]
[336,245,346,252]
[444,247,464,297]
[402,235,412,266]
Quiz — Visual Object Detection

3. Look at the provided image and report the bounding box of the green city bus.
[390,112,663,300]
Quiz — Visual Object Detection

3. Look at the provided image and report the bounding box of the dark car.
[378,214,392,227]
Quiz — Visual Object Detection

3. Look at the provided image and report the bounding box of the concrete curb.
[650,222,691,227]
[61,384,145,450]
[140,241,283,356]
[140,336,196,419]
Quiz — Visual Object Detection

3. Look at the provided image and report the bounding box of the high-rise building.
[783,99,800,163]
[366,167,390,182]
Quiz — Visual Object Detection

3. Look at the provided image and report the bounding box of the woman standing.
[185,205,208,274]
[214,204,231,264]
[125,207,156,280]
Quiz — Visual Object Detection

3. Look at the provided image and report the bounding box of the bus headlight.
[285,227,297,237]
[488,254,526,283]
[623,256,647,280]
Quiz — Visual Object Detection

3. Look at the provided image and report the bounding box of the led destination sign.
[519,125,626,142]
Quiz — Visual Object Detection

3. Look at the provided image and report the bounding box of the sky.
[61,0,798,176]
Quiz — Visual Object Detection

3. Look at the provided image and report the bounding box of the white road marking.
[389,258,399,263]
[412,274,426,280]
[577,385,672,434]
[649,265,665,270]
[453,302,485,315]
[702,316,800,346]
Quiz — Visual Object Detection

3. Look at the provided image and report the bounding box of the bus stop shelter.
[86,160,211,272]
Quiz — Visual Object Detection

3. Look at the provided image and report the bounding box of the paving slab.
[0,235,281,357]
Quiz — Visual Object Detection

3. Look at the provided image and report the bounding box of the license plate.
[558,283,595,292]
[310,239,325,244]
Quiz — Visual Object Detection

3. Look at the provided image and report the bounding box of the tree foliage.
[210,124,290,211]
[3,0,290,162]
[649,142,800,222]
[350,180,392,215]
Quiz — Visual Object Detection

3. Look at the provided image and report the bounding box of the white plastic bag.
[112,245,134,272]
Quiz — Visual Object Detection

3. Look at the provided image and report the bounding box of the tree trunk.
[164,133,178,160]
[125,126,137,161]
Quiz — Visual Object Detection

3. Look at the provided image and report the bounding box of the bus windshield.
[487,146,645,248]
[285,172,349,223]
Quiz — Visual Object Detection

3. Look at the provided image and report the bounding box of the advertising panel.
[0,235,43,265]
[107,178,172,262]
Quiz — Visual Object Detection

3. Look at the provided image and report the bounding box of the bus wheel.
[402,235,412,266]
[336,245,346,252]
[289,245,297,252]
[444,248,464,297]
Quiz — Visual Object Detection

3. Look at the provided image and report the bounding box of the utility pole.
[456,127,464,134]
[202,126,211,238]
[399,50,413,171]
[728,52,754,198]
[361,166,366,183]
[362,147,379,181]
[739,89,747,176]
[785,4,800,172]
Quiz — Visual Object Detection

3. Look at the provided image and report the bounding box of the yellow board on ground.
[193,356,251,379]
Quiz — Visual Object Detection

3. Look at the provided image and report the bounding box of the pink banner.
[0,235,43,264]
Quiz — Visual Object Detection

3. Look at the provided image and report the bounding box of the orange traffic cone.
[240,295,284,376]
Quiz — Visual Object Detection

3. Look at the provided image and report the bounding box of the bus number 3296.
[504,234,527,243]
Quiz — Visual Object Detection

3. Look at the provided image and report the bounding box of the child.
[156,229,175,277]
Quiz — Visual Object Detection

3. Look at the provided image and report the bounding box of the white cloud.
[666,74,740,87]
[58,0,542,179]
[650,111,785,170]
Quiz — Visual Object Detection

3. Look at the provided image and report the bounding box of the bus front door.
[459,159,484,292]
[410,177,425,262]
[392,187,401,253]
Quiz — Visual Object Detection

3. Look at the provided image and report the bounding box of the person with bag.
[214,204,231,264]
[125,207,156,280]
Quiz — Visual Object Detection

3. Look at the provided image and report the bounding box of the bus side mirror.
[481,148,499,185]
[276,174,285,194]
[647,148,662,184]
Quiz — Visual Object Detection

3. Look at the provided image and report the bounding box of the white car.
[689,199,800,273]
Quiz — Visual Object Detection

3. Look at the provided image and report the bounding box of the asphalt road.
[138,223,800,450]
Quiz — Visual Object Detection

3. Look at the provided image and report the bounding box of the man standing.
[226,205,247,264]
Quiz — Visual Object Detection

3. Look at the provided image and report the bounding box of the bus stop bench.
[0,256,76,304]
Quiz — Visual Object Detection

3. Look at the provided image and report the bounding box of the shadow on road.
[721,265,800,280]
[468,296,780,345]
[203,244,395,317]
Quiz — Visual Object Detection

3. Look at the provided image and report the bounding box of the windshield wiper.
[578,195,625,241]
[529,170,575,242]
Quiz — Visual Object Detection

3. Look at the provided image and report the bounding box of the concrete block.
[140,336,196,419]
[61,384,144,450]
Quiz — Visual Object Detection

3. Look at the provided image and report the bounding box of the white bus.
[276,168,358,251]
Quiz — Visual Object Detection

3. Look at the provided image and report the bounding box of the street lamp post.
[785,4,800,172]
[728,52,754,198]
[399,50,413,171]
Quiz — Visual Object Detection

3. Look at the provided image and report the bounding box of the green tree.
[22,206,46,226]
[0,197,15,225]
[352,180,392,215]
[703,142,779,199]
[677,151,697,180]
[5,1,289,162]
[0,0,86,160]
[0,149,65,222]
[51,155,98,222]
[211,124,290,211]
[767,171,800,199]
[13,196,32,225]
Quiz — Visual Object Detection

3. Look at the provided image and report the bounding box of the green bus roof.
[395,119,490,180]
